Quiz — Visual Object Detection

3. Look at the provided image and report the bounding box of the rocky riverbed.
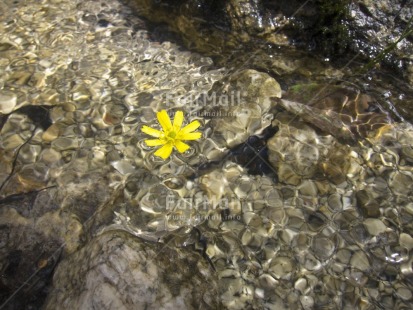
[1,0,413,309]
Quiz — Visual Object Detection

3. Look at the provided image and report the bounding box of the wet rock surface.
[126,0,413,83]
[125,0,413,125]
[349,0,413,75]
[43,231,220,309]
[1,0,413,309]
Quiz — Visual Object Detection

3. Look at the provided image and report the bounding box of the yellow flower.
[141,110,202,160]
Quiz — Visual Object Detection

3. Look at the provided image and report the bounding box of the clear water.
[1,0,413,309]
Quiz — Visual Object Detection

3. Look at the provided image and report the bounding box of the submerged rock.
[43,231,220,309]
[201,69,281,149]
[0,90,18,114]
[282,83,393,140]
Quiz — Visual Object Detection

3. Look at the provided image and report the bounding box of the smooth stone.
[349,269,368,286]
[255,288,265,299]
[266,207,287,226]
[52,137,78,151]
[40,148,62,163]
[18,143,41,163]
[258,273,278,289]
[300,295,314,310]
[204,69,279,149]
[311,235,336,260]
[1,134,25,150]
[269,257,294,279]
[200,170,227,202]
[111,160,136,175]
[302,253,322,271]
[388,171,413,196]
[277,163,301,186]
[350,251,370,271]
[400,233,413,251]
[356,190,381,217]
[71,85,91,102]
[294,278,307,294]
[38,89,59,105]
[17,163,49,186]
[267,123,323,181]
[42,124,60,141]
[30,72,47,88]
[298,180,318,196]
[8,71,32,85]
[0,90,17,114]
[363,218,387,236]
[327,193,342,211]
[396,287,412,301]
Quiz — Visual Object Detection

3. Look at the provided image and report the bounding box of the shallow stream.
[1,0,413,309]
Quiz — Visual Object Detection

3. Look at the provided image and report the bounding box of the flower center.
[167,131,177,140]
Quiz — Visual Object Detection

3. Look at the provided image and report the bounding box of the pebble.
[42,124,60,141]
[350,251,370,271]
[311,235,336,260]
[269,257,294,279]
[363,218,387,236]
[300,295,314,310]
[0,90,17,114]
[51,137,79,151]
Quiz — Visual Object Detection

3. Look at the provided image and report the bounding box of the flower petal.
[157,110,172,132]
[180,120,200,134]
[173,110,184,131]
[145,139,165,146]
[179,131,202,141]
[174,140,190,153]
[141,125,163,138]
[154,143,173,159]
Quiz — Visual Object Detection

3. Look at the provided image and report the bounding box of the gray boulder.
[43,230,220,309]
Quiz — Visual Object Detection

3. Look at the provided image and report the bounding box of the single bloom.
[141,110,202,160]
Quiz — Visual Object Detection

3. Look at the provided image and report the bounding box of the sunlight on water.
[1,0,413,308]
